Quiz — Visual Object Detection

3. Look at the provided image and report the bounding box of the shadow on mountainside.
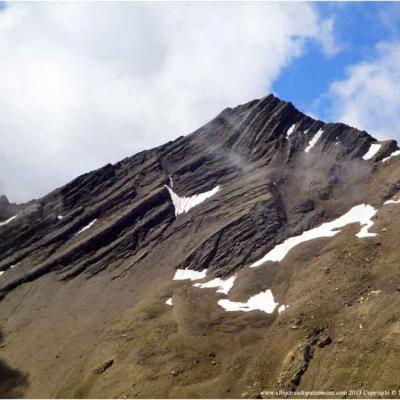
[0,329,29,399]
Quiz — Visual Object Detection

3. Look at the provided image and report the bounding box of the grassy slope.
[49,201,400,398]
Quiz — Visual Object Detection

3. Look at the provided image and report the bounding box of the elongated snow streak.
[286,124,295,138]
[384,198,400,205]
[75,219,98,236]
[0,215,17,226]
[218,289,278,314]
[304,129,323,153]
[194,274,237,295]
[165,298,173,306]
[251,204,377,267]
[382,150,400,162]
[363,143,382,160]
[173,268,208,281]
[165,185,221,216]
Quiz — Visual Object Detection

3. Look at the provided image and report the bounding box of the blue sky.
[274,2,400,122]
[1,2,400,201]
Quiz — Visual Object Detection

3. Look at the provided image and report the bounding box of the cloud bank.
[0,2,334,202]
[327,42,400,140]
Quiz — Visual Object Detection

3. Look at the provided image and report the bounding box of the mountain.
[1,94,400,398]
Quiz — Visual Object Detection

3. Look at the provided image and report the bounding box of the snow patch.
[382,150,400,162]
[57,215,64,220]
[278,304,289,314]
[0,264,16,275]
[370,289,382,296]
[165,185,221,216]
[218,289,277,314]
[304,129,323,153]
[194,274,237,295]
[384,198,400,205]
[0,215,17,226]
[363,143,381,160]
[173,268,208,281]
[165,298,173,306]
[75,219,98,236]
[356,212,376,238]
[286,124,295,138]
[251,204,377,266]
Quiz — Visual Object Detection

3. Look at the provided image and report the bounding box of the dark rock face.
[0,195,20,222]
[0,94,388,297]
[1,94,400,398]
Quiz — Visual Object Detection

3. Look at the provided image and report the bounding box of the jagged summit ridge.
[190,94,397,170]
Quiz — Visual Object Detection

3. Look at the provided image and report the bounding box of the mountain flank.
[1,94,400,398]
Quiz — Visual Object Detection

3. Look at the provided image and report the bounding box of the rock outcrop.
[0,195,21,222]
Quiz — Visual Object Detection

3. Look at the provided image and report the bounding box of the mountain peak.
[1,96,400,397]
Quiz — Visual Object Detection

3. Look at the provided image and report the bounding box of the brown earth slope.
[1,94,400,398]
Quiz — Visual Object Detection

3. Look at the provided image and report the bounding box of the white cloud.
[0,2,335,202]
[327,41,400,140]
[317,17,341,57]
